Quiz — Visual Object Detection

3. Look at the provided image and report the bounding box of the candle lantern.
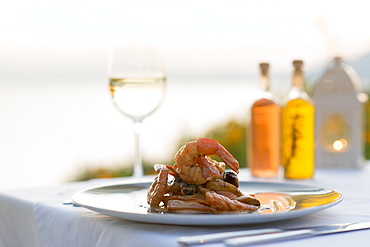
[312,57,364,168]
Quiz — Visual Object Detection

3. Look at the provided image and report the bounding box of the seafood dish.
[147,138,261,214]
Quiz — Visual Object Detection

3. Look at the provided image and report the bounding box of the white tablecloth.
[1,167,370,247]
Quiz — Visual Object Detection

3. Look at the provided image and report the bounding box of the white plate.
[72,181,342,226]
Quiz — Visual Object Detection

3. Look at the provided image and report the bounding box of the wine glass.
[108,44,166,180]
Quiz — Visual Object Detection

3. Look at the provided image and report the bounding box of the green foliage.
[71,119,248,182]
[71,162,157,182]
[364,98,370,159]
[203,119,247,168]
[171,119,247,168]
[71,98,370,182]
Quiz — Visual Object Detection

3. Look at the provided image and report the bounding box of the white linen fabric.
[1,167,370,247]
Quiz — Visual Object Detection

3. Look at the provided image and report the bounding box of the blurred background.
[1,0,370,189]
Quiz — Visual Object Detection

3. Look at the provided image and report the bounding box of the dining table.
[1,165,370,247]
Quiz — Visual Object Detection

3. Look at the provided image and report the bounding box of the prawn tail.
[166,165,179,177]
[216,145,240,173]
[154,164,167,173]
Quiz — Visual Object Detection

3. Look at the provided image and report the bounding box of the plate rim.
[72,180,343,226]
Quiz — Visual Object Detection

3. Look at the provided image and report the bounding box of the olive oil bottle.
[281,60,315,179]
[248,63,281,178]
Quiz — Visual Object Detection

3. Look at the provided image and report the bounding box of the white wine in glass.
[108,44,166,180]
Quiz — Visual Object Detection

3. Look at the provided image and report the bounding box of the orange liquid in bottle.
[249,98,281,178]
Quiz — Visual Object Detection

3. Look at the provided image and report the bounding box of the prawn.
[147,164,170,208]
[205,191,259,212]
[204,180,243,197]
[167,200,216,213]
[173,138,239,185]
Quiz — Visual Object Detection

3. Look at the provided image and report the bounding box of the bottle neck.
[292,69,305,91]
[259,75,270,92]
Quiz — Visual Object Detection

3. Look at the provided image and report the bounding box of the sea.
[1,72,293,190]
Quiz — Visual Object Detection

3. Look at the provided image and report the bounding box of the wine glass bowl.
[109,77,165,122]
[108,44,166,179]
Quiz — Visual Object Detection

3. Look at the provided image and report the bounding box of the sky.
[1,0,370,77]
[1,0,369,45]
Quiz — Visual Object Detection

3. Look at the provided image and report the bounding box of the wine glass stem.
[133,121,144,179]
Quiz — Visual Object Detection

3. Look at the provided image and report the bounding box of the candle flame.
[333,139,348,151]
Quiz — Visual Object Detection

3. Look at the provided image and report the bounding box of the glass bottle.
[248,63,281,178]
[281,60,315,179]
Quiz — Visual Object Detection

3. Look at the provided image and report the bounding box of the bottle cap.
[334,56,342,66]
[259,63,269,76]
[293,60,303,71]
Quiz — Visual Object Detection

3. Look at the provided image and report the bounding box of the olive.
[222,171,239,188]
[169,177,184,194]
[180,184,199,195]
